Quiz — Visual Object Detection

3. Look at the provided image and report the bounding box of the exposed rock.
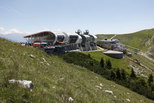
[8,79,34,91]
[42,58,47,62]
[47,63,50,66]
[114,96,117,98]
[126,99,130,102]
[30,54,35,58]
[68,97,74,102]
[99,83,103,87]
[104,90,113,95]
[95,85,102,89]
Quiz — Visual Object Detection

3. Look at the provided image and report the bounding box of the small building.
[103,50,123,59]
[97,39,126,53]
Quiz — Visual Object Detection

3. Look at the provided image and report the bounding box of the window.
[57,35,64,42]
[69,35,78,43]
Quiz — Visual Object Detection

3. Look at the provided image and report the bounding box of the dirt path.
[139,52,154,62]
[97,46,105,51]
[110,34,117,39]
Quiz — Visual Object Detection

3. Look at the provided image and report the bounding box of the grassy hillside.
[83,51,130,70]
[97,28,154,64]
[97,28,154,51]
[83,51,154,76]
[0,38,154,103]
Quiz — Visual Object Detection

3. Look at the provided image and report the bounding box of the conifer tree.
[106,59,112,69]
[148,74,153,85]
[121,69,127,80]
[110,71,116,80]
[116,69,121,80]
[100,58,105,68]
[130,69,136,79]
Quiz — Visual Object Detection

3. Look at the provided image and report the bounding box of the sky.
[0,0,154,35]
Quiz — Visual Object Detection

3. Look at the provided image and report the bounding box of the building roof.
[103,50,123,54]
[98,39,119,43]
[24,31,54,38]
[24,31,67,38]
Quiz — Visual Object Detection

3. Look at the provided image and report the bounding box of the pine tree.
[100,58,105,68]
[148,74,153,85]
[110,71,116,80]
[151,83,154,91]
[106,59,112,69]
[130,69,136,79]
[139,79,147,88]
[121,69,127,80]
[116,69,121,80]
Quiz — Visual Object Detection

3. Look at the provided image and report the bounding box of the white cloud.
[3,29,24,35]
[0,26,29,35]
[0,27,5,31]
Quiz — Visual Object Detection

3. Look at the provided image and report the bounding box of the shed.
[103,50,123,59]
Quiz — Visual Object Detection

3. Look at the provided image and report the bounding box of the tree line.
[100,57,154,99]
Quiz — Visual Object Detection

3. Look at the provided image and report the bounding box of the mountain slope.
[97,28,154,50]
[0,38,153,103]
[96,28,154,58]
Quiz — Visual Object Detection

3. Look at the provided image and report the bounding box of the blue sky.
[0,0,154,34]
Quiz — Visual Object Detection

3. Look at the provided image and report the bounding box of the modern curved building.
[24,31,82,45]
[24,30,97,54]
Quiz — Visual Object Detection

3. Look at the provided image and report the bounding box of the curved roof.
[103,50,123,54]
[24,31,54,38]
[98,39,119,43]
[24,31,55,38]
[24,31,67,38]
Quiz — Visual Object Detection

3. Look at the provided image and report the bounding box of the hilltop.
[0,38,154,103]
[97,28,154,59]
